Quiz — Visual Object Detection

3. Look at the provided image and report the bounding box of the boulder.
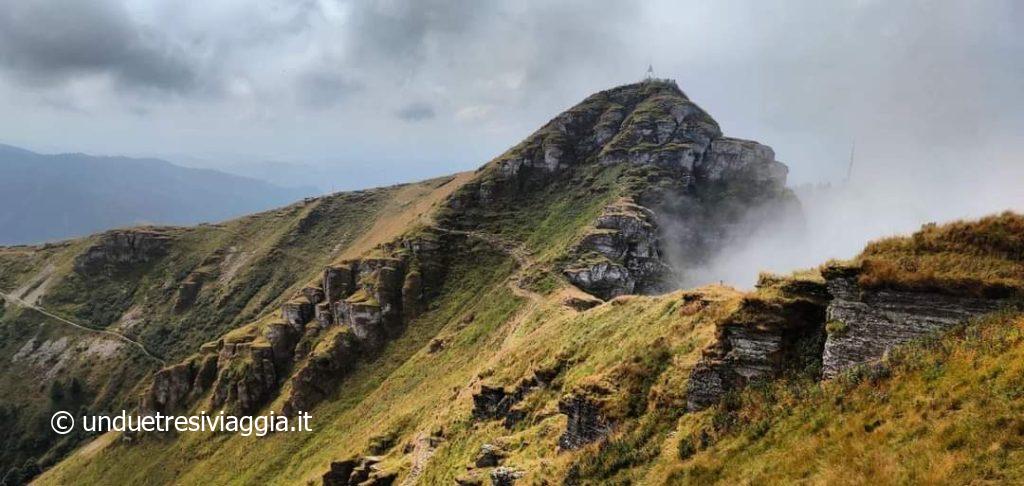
[489,467,523,486]
[474,444,505,468]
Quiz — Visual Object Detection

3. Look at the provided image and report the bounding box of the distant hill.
[0,144,316,245]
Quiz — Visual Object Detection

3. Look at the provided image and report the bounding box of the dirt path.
[428,225,544,303]
[0,291,165,365]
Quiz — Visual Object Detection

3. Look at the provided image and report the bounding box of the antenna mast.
[846,140,856,182]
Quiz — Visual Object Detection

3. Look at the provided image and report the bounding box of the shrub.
[825,320,849,337]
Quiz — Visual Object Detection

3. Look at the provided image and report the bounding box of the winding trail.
[428,225,544,303]
[0,291,166,365]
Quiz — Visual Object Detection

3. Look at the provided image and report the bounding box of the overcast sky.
[0,0,1021,190]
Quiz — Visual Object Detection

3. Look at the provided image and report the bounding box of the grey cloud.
[296,68,363,109]
[347,0,486,68]
[396,102,436,121]
[0,0,200,93]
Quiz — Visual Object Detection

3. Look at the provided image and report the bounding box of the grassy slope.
[853,211,1024,297]
[657,311,1024,485]
[36,199,1024,483]
[0,176,467,476]
[38,157,640,484]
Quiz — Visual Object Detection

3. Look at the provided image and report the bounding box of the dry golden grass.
[658,312,1024,485]
[852,212,1024,297]
[333,172,474,262]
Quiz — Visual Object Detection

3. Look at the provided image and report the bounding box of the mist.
[676,142,1024,289]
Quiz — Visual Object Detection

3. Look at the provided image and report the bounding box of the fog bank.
[678,142,1024,288]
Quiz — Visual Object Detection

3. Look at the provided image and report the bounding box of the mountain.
[0,144,316,245]
[0,80,1019,485]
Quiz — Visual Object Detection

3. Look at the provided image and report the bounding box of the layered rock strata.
[686,278,827,411]
[144,230,454,416]
[821,265,1013,378]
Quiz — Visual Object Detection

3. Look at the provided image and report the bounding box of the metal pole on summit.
[846,140,856,183]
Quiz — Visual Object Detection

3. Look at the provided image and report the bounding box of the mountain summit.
[445,79,794,297]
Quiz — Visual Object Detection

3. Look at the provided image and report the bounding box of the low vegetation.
[662,311,1024,484]
[854,212,1024,297]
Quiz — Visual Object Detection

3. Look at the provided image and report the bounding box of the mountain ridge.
[0,144,316,245]
[0,81,1019,485]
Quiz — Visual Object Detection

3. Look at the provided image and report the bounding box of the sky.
[0,0,1020,191]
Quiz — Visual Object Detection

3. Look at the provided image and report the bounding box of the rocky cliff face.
[686,265,1018,411]
[686,277,828,411]
[73,229,172,275]
[564,199,668,299]
[144,229,456,417]
[443,80,793,300]
[821,265,1013,378]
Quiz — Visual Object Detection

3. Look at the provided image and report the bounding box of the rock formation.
[557,394,613,450]
[73,229,171,275]
[564,199,668,299]
[686,276,828,411]
[322,456,396,486]
[821,265,1013,378]
[143,230,456,417]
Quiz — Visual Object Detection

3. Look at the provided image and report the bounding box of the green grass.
[0,183,428,480]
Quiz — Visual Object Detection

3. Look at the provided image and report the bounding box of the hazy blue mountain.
[0,144,316,245]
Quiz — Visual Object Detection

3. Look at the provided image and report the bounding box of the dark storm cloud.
[0,0,200,93]
[395,102,436,121]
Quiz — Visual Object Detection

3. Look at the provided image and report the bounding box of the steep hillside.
[8,80,1021,486]
[0,174,470,480]
[0,144,314,245]
[37,213,1023,485]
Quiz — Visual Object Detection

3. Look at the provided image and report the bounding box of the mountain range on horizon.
[0,79,1021,485]
[0,143,317,245]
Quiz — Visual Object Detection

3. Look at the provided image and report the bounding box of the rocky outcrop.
[74,229,171,275]
[686,264,1017,411]
[322,456,395,486]
[472,361,566,428]
[489,467,523,486]
[140,230,456,418]
[143,353,217,413]
[696,137,787,190]
[474,444,506,468]
[557,394,612,450]
[210,342,278,414]
[564,199,669,299]
[281,329,358,416]
[821,265,1013,378]
[686,278,827,411]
